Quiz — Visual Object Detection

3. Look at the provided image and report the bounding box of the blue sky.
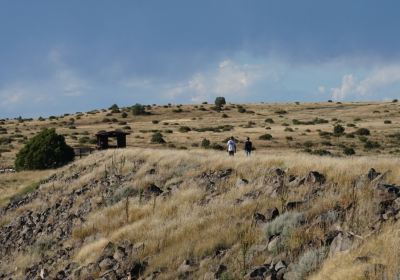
[1,1,400,118]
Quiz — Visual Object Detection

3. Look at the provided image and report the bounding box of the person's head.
[230,136,234,140]
[246,137,250,141]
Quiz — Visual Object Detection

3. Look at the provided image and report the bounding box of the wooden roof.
[95,130,130,137]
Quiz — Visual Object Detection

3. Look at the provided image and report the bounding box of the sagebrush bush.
[265,212,304,240]
[15,128,74,171]
[284,247,327,280]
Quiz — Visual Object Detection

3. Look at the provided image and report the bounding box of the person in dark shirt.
[244,137,252,156]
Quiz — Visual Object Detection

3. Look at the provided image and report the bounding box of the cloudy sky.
[1,1,400,118]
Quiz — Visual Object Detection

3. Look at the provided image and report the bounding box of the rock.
[374,184,400,201]
[275,168,285,176]
[286,201,306,211]
[253,213,266,223]
[214,264,227,279]
[98,257,117,271]
[329,232,353,257]
[274,260,286,272]
[178,259,196,275]
[354,255,371,264]
[305,171,326,185]
[267,235,281,252]
[129,261,147,279]
[275,267,286,280]
[237,178,249,187]
[101,242,116,258]
[147,184,163,196]
[324,230,341,246]
[367,168,381,181]
[55,270,66,280]
[247,265,271,279]
[265,207,279,222]
[113,246,126,262]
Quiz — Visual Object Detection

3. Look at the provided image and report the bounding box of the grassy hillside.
[1,148,400,279]
[1,101,400,168]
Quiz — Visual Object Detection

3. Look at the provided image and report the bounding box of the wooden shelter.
[95,130,130,150]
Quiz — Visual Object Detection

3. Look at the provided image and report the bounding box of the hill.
[1,101,400,168]
[1,148,400,279]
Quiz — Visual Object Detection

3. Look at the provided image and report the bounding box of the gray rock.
[329,232,353,257]
[305,171,326,185]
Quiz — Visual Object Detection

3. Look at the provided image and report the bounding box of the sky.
[1,0,400,118]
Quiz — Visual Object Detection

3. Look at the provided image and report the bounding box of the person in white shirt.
[227,136,237,156]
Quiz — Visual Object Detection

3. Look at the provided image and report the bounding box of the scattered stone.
[306,171,326,185]
[267,235,281,252]
[367,168,381,181]
[247,265,271,279]
[147,184,163,196]
[214,264,227,279]
[329,232,353,257]
[286,201,306,211]
[275,168,285,176]
[265,207,279,222]
[253,212,266,223]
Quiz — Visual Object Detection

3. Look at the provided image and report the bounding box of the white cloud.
[331,65,400,100]
[356,65,400,95]
[318,86,326,94]
[164,59,264,102]
[331,74,356,100]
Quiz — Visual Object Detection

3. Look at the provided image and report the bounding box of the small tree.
[15,128,74,171]
[131,103,147,116]
[333,124,345,136]
[201,138,210,148]
[214,97,226,108]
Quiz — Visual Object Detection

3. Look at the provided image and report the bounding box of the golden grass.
[310,221,400,280]
[60,148,400,278]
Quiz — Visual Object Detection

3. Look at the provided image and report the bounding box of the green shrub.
[152,120,159,124]
[275,110,288,115]
[151,132,166,144]
[364,140,380,150]
[333,124,345,135]
[384,120,392,124]
[237,107,246,113]
[259,134,272,140]
[178,126,191,133]
[343,147,356,155]
[265,118,274,124]
[303,141,313,148]
[210,143,224,150]
[201,138,211,148]
[121,112,128,118]
[15,129,74,171]
[355,128,370,136]
[131,103,148,115]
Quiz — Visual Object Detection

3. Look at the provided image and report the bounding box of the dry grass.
[311,221,400,280]
[46,148,399,278]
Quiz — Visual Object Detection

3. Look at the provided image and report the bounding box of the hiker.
[227,136,237,156]
[244,137,252,156]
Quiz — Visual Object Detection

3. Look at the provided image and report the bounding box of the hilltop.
[1,101,400,168]
[1,148,400,279]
